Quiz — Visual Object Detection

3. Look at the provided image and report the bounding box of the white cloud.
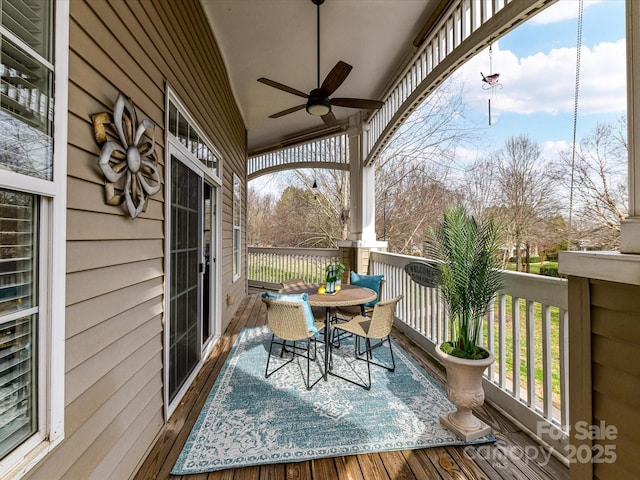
[530,0,603,25]
[249,172,290,197]
[541,140,571,161]
[452,145,483,166]
[459,38,626,117]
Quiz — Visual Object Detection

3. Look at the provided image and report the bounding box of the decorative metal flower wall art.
[91,93,162,219]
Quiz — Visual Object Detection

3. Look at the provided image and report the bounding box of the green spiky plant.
[429,206,505,360]
[325,261,345,283]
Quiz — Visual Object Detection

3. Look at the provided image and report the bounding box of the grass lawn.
[505,261,558,275]
[483,295,562,410]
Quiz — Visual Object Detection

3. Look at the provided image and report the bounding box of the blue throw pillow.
[350,272,384,307]
[261,291,318,333]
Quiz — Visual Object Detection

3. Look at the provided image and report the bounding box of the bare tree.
[373,75,477,254]
[246,75,477,252]
[494,135,557,271]
[247,186,276,246]
[292,168,351,244]
[559,118,627,249]
[376,160,460,254]
[462,157,499,222]
[0,112,52,179]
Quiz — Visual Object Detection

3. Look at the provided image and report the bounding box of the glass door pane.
[202,183,212,344]
[169,157,202,402]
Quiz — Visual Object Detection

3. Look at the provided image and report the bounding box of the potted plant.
[427,206,504,441]
[324,261,345,294]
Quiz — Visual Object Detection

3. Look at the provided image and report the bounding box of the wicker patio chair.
[262,297,325,390]
[335,278,385,320]
[332,277,385,347]
[330,295,402,390]
[279,279,326,323]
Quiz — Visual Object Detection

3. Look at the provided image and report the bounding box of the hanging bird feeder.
[481,44,502,125]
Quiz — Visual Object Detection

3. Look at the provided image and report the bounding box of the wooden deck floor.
[135,293,569,480]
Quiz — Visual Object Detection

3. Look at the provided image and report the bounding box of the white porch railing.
[370,250,569,454]
[247,246,569,455]
[248,247,340,290]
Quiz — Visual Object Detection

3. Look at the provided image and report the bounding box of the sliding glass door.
[169,157,202,402]
[168,152,219,405]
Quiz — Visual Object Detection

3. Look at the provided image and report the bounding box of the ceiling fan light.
[306,102,331,116]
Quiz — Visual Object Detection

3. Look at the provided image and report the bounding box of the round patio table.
[280,284,377,380]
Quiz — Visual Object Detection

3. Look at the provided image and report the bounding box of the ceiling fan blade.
[331,98,384,110]
[269,104,306,118]
[258,78,309,98]
[321,111,338,127]
[319,61,352,96]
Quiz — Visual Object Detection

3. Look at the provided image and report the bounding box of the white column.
[621,0,640,252]
[347,114,383,246]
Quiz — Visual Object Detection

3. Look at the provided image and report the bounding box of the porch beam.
[364,0,557,166]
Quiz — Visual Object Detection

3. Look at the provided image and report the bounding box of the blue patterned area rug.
[172,325,495,474]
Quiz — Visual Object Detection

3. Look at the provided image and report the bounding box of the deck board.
[134,293,569,480]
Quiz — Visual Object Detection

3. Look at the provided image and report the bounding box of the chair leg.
[305,337,322,390]
[364,338,372,390]
[265,334,275,378]
[355,336,395,372]
[306,340,311,390]
[328,334,371,390]
[267,334,322,390]
[265,335,295,379]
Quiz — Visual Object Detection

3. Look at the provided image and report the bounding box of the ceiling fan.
[257,0,384,127]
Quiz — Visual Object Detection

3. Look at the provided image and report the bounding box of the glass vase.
[325,266,337,294]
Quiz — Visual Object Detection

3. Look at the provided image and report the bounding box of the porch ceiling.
[202,0,440,155]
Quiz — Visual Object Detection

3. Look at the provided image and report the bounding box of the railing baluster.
[420,285,426,336]
[487,299,495,381]
[542,303,552,420]
[526,299,536,409]
[499,293,507,389]
[441,289,448,343]
[512,296,521,400]
[433,288,439,341]
[559,308,569,427]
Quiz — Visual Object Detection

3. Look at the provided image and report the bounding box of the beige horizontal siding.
[64,374,164,480]
[67,210,164,242]
[66,258,164,305]
[589,280,640,480]
[67,239,164,273]
[26,0,246,477]
[65,277,164,338]
[66,297,163,371]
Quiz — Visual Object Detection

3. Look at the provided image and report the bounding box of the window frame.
[0,1,68,476]
[232,173,242,282]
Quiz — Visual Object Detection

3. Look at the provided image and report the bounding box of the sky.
[452,0,626,167]
[251,0,627,193]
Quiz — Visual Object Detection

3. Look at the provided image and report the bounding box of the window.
[1,1,53,180]
[233,174,241,281]
[0,189,37,458]
[167,100,220,177]
[0,0,67,474]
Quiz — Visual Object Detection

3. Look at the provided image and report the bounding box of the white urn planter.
[435,343,495,441]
